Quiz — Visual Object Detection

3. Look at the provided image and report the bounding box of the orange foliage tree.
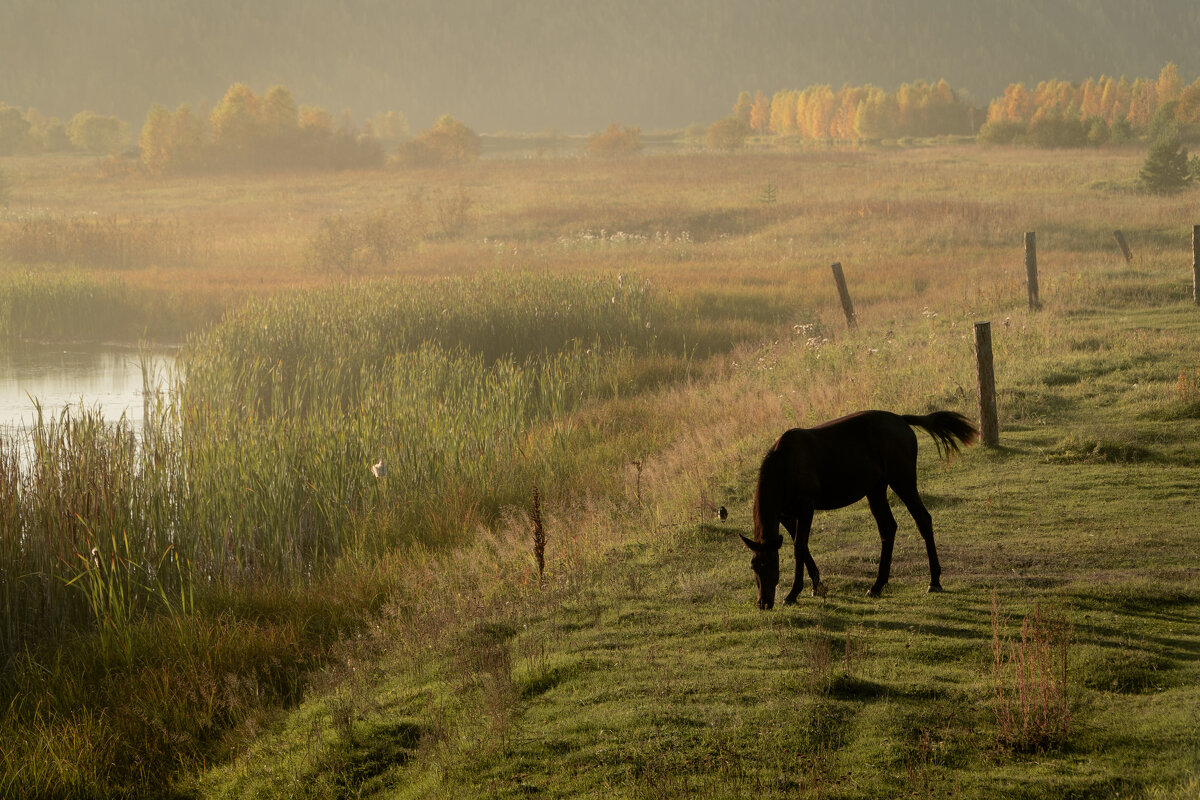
[982,63,1197,144]
[585,123,642,157]
[139,83,387,173]
[752,79,973,143]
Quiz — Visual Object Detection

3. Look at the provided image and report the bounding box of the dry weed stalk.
[991,595,1072,752]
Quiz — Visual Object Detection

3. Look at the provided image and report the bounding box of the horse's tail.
[902,411,979,460]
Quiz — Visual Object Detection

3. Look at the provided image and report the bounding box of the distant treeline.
[732,79,976,143]
[0,106,129,156]
[1,83,479,173]
[979,63,1198,146]
[2,63,1198,173]
[734,62,1198,147]
[140,84,484,173]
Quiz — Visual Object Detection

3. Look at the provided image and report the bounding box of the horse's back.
[769,411,917,509]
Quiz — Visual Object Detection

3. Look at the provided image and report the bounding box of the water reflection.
[0,343,177,431]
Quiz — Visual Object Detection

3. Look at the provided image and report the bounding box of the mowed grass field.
[2,144,1199,798]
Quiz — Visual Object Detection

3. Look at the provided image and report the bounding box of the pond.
[0,342,178,433]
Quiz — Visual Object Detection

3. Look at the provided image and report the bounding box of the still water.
[0,343,177,432]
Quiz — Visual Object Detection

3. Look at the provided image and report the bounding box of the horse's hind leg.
[891,480,942,592]
[782,508,820,604]
[866,487,897,598]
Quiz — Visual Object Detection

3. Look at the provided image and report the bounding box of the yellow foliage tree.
[749,91,770,135]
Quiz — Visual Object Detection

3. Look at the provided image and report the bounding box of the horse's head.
[740,533,783,609]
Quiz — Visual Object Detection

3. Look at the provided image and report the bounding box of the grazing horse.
[740,410,977,609]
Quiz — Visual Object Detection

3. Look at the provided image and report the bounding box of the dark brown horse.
[740,410,977,609]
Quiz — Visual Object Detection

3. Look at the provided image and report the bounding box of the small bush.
[304,203,425,274]
[1026,114,1087,148]
[976,119,1026,145]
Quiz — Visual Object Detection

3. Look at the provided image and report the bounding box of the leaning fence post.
[974,321,999,447]
[1024,231,1040,310]
[1193,225,1200,306]
[830,262,857,328]
[1113,229,1133,266]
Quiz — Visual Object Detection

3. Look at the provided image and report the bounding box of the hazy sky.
[3,0,1200,133]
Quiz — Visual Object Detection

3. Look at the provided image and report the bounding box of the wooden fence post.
[1024,231,1040,310]
[830,262,857,328]
[1193,225,1199,306]
[974,321,999,447]
[1113,229,1133,266]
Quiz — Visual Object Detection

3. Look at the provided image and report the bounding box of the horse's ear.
[741,534,782,552]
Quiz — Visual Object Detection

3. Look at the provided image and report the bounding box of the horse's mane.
[752,443,786,542]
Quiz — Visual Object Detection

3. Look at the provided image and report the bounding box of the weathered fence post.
[1113,229,1133,266]
[830,262,857,328]
[974,321,999,447]
[1024,231,1040,310]
[1193,225,1200,306]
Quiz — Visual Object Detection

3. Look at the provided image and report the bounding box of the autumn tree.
[749,91,770,136]
[393,115,481,166]
[369,111,410,144]
[167,104,207,171]
[854,87,896,140]
[707,116,749,151]
[1177,78,1200,125]
[209,83,262,166]
[1157,62,1182,106]
[732,91,752,124]
[423,115,482,162]
[585,123,641,157]
[768,90,797,135]
[67,112,129,153]
[27,111,71,152]
[0,105,32,155]
[261,86,300,142]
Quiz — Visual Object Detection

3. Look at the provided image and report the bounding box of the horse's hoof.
[783,595,799,606]
[866,587,882,598]
[928,584,944,593]
[811,582,828,598]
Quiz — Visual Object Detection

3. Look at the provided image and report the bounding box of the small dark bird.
[717,505,728,521]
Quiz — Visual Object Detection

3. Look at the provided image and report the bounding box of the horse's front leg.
[783,509,818,604]
[866,487,897,597]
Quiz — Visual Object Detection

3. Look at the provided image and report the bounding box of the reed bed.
[0,271,705,664]
[0,270,224,343]
[0,213,205,270]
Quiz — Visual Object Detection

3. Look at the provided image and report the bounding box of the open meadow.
[1,144,1199,798]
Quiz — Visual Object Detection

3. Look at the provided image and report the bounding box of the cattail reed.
[531,486,545,585]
